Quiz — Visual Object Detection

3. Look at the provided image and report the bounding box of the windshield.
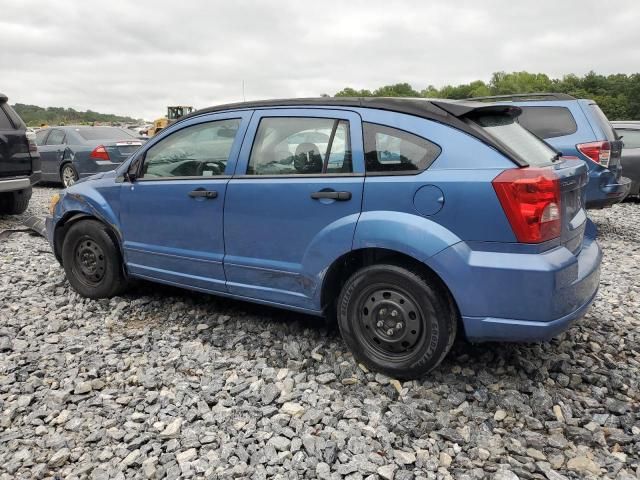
[472,114,558,167]
[77,127,137,141]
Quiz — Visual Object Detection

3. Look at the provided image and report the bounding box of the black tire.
[60,163,78,188]
[0,187,32,215]
[61,219,127,298]
[337,264,457,380]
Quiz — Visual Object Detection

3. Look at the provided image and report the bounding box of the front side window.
[617,128,640,149]
[364,123,441,173]
[247,117,351,175]
[518,106,578,139]
[141,119,240,178]
[35,130,48,146]
[45,129,65,145]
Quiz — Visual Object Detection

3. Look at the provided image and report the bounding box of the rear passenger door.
[223,109,364,311]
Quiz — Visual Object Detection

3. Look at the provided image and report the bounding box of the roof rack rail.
[466,93,576,102]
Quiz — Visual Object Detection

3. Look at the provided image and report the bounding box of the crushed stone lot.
[0,186,638,480]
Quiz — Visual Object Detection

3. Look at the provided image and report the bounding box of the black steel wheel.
[61,219,127,298]
[337,264,457,379]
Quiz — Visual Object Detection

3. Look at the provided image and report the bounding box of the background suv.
[0,92,41,214]
[47,98,601,379]
[467,93,631,208]
[611,121,640,198]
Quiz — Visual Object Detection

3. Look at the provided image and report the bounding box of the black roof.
[188,97,521,123]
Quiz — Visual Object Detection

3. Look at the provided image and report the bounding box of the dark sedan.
[35,126,144,187]
[612,121,640,198]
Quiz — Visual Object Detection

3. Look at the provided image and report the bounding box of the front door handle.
[188,189,218,199]
[311,190,352,201]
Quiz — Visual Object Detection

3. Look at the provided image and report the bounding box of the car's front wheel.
[61,219,127,298]
[337,264,457,380]
[60,163,78,188]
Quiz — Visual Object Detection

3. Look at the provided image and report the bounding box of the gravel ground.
[0,186,638,480]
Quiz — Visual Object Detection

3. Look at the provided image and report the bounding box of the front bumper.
[429,223,602,343]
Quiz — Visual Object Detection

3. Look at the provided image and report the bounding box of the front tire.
[337,264,457,380]
[61,219,127,298]
[60,163,78,188]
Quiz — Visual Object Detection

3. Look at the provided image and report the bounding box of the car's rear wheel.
[60,163,78,188]
[0,187,31,215]
[61,219,127,298]
[337,264,457,380]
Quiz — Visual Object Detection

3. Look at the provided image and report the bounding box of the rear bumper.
[585,172,631,209]
[429,222,602,343]
[0,170,40,192]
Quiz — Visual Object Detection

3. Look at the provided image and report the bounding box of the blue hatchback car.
[46,98,602,379]
[468,93,631,209]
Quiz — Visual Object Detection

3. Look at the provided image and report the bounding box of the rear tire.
[337,264,457,380]
[0,187,32,215]
[61,219,127,298]
[60,163,78,188]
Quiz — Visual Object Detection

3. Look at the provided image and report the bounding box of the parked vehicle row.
[0,93,41,214]
[46,98,602,378]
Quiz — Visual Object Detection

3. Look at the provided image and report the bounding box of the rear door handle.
[310,190,352,201]
[188,189,218,199]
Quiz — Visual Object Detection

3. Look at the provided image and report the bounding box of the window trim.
[363,121,442,176]
[136,117,243,181]
[240,116,356,178]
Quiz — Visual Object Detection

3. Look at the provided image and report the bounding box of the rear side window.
[35,130,48,145]
[616,128,640,149]
[472,114,557,167]
[588,104,616,140]
[248,117,351,175]
[364,123,441,174]
[518,106,577,139]
[0,107,13,129]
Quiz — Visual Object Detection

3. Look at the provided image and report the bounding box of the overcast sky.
[1,0,639,120]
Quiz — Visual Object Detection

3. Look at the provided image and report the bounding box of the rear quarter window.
[471,114,558,167]
[517,106,577,139]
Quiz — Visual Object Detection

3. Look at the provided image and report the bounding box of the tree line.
[11,104,139,127]
[334,71,640,120]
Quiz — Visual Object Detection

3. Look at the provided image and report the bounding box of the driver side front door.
[119,111,252,292]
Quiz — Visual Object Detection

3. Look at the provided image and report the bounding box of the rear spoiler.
[0,93,7,104]
[431,100,522,119]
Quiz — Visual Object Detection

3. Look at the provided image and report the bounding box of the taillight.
[90,145,110,161]
[577,141,610,166]
[492,168,562,243]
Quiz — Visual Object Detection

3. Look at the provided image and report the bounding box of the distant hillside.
[12,104,140,127]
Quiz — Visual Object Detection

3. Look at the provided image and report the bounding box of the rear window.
[518,106,577,139]
[588,104,617,140]
[616,128,640,149]
[76,127,136,141]
[0,107,13,129]
[472,114,558,167]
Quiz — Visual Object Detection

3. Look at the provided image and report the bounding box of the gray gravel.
[0,186,638,480]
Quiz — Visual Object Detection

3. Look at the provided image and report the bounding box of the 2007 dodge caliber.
[46,98,602,379]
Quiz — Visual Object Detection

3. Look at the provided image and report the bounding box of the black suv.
[0,93,41,214]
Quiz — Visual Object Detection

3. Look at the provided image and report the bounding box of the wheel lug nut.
[396,322,403,330]
[379,308,386,316]
[391,310,398,317]
[376,321,384,328]
[386,328,394,336]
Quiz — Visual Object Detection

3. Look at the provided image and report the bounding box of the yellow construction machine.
[146,106,194,136]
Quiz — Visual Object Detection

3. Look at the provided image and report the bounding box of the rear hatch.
[582,102,623,178]
[0,99,32,178]
[463,108,588,253]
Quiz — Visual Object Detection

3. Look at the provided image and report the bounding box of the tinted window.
[142,119,240,178]
[77,127,137,141]
[45,129,65,145]
[616,128,640,149]
[588,104,616,140]
[518,106,577,139]
[0,107,13,129]
[473,114,557,167]
[364,123,441,173]
[248,117,351,175]
[35,130,48,145]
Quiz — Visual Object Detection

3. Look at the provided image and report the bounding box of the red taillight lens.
[576,141,610,166]
[492,168,562,243]
[90,145,110,161]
